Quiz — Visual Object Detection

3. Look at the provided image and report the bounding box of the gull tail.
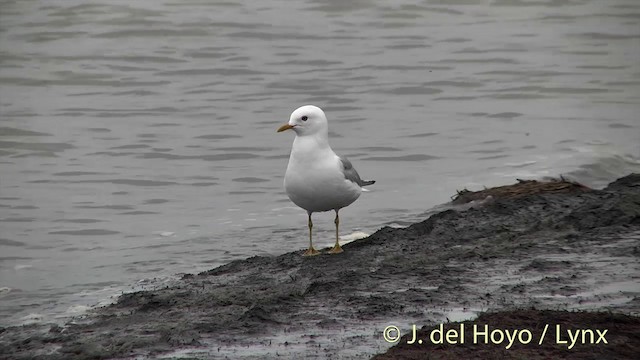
[360,180,375,191]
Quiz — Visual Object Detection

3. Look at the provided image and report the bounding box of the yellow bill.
[277,124,294,132]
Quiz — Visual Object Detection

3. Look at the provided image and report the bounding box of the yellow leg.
[328,210,343,254]
[303,212,320,256]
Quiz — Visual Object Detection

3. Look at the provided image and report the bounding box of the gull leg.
[328,210,343,254]
[303,212,320,256]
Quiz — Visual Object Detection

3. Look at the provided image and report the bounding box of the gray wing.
[339,156,375,187]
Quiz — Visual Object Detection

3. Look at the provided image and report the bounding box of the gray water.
[1,0,639,326]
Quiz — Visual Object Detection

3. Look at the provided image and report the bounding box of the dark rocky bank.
[1,174,639,359]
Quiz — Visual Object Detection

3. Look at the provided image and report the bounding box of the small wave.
[340,231,369,243]
[0,238,25,247]
[0,287,12,295]
[20,313,45,324]
[64,305,92,316]
[139,152,259,161]
[153,231,175,237]
[0,127,50,137]
[566,153,640,188]
[376,86,442,95]
[49,229,120,236]
[362,154,439,161]
[94,28,209,39]
[14,264,33,270]
[505,160,537,168]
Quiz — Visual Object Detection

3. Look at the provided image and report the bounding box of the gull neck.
[290,134,333,160]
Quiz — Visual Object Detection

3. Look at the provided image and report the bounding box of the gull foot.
[328,245,343,254]
[303,247,321,256]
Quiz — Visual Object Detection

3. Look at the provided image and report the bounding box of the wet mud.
[1,174,639,359]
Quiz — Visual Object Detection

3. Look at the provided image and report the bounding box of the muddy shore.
[1,174,639,359]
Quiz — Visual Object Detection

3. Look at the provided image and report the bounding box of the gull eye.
[301,116,308,121]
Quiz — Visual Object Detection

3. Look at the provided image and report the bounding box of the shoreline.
[1,174,639,359]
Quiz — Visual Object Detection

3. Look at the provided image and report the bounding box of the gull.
[277,105,375,256]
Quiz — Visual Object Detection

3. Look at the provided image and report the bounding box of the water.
[1,0,639,326]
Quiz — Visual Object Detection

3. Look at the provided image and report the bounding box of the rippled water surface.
[1,0,639,325]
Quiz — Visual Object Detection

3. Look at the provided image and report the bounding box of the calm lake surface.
[1,0,639,325]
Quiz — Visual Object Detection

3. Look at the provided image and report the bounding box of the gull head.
[277,105,328,137]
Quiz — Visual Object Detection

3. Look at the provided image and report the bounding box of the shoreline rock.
[1,174,639,359]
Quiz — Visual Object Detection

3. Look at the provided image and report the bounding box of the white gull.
[277,105,375,256]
